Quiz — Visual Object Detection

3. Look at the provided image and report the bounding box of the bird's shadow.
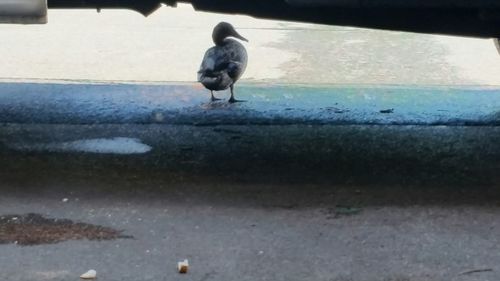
[200,100,247,110]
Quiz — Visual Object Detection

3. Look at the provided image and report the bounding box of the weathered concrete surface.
[2,123,500,185]
[1,123,500,281]
[0,5,500,85]
[1,7,500,280]
[2,182,500,281]
[1,81,499,184]
[1,82,500,280]
[1,82,500,125]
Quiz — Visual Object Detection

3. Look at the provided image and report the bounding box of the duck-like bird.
[198,22,248,103]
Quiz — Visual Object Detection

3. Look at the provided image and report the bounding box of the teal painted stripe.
[0,82,499,125]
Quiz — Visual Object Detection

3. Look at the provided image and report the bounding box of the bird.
[197,22,248,103]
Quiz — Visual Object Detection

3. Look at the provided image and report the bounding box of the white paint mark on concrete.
[10,137,152,154]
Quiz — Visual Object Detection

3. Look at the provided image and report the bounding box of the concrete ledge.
[1,82,499,185]
[0,82,499,125]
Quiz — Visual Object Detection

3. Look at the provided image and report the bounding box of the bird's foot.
[228,97,246,103]
[211,97,222,102]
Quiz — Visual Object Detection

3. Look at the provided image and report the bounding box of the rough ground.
[1,82,500,280]
[1,157,500,281]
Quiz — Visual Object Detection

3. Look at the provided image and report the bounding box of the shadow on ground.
[1,124,499,208]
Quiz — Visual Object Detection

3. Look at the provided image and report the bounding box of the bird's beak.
[233,31,249,42]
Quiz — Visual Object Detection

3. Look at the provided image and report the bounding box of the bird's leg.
[210,91,221,101]
[228,84,245,103]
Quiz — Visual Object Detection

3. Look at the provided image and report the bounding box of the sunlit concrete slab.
[0,5,499,85]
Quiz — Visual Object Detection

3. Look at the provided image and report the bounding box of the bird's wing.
[198,45,244,80]
[201,47,237,71]
[198,48,218,75]
[226,61,244,80]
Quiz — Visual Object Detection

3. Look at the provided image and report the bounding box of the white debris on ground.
[177,259,189,274]
[80,269,97,279]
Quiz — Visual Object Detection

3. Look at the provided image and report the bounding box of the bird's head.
[212,22,248,45]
